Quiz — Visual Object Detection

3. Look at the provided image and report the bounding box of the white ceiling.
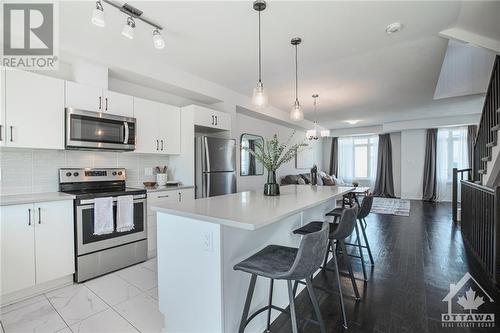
[58,1,498,129]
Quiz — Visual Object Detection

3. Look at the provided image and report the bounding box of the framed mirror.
[240,133,264,176]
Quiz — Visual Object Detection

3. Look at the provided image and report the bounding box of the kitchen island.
[152,185,353,333]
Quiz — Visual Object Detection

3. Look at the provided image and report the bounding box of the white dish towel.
[93,197,114,235]
[117,195,135,232]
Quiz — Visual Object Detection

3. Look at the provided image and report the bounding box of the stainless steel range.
[59,168,147,282]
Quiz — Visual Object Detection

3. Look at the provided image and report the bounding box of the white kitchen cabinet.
[65,81,102,112]
[65,82,134,117]
[0,204,36,295]
[134,97,181,155]
[5,70,64,149]
[0,201,74,296]
[146,188,194,258]
[191,105,231,131]
[102,90,134,117]
[0,70,5,145]
[34,201,75,284]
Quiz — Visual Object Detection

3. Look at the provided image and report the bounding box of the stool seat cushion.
[233,245,298,279]
[293,221,338,239]
[326,207,345,217]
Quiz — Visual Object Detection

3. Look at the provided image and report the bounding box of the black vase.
[264,170,280,196]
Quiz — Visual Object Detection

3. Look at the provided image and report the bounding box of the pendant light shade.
[307,94,329,139]
[251,1,268,108]
[290,37,304,121]
[91,1,105,27]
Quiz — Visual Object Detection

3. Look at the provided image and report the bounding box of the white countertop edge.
[153,186,354,230]
[142,185,195,193]
[0,192,76,206]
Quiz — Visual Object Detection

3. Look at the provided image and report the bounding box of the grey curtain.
[467,125,477,170]
[422,129,438,201]
[329,137,338,176]
[373,134,395,198]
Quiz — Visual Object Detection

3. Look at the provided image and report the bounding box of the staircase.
[474,55,500,186]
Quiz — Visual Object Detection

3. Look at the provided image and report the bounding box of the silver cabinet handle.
[211,115,214,125]
[0,125,2,141]
[10,126,13,142]
[28,209,31,226]
[105,98,108,111]
[178,192,181,202]
[161,140,164,151]
[215,116,218,126]
[38,207,41,224]
[158,194,169,198]
[99,96,102,110]
[156,140,159,151]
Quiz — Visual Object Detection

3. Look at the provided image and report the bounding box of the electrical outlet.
[144,167,153,176]
[203,232,213,252]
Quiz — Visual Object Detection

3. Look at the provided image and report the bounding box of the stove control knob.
[66,172,72,177]
[112,172,117,176]
[73,172,79,177]
[118,171,123,176]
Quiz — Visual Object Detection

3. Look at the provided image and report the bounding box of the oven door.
[66,108,136,151]
[76,196,147,255]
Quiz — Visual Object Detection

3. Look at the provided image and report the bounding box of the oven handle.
[79,195,146,206]
[124,122,129,144]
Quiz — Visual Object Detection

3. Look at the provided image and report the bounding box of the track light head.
[152,29,165,49]
[91,1,105,27]
[122,17,136,39]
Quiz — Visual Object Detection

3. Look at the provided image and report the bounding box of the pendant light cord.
[258,10,262,83]
[295,45,298,101]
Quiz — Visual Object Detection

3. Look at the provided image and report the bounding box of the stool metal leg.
[339,240,360,300]
[239,274,257,333]
[305,277,326,333]
[287,280,299,333]
[322,239,332,268]
[266,279,274,332]
[359,218,374,266]
[354,222,368,281]
[332,248,348,328]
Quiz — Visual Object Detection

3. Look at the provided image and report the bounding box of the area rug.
[371,197,411,217]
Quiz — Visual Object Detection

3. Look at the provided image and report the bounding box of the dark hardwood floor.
[269,201,500,333]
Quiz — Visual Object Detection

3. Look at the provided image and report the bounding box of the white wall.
[401,130,427,200]
[234,113,322,192]
[391,132,402,197]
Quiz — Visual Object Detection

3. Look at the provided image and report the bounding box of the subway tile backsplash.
[0,148,169,195]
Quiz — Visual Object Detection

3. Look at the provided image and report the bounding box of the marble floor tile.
[114,293,164,333]
[115,265,158,291]
[0,298,67,333]
[46,284,108,326]
[70,308,138,333]
[1,295,46,315]
[85,274,142,306]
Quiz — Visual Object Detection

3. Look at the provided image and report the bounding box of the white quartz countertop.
[152,185,354,230]
[0,192,76,206]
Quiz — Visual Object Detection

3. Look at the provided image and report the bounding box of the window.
[338,135,378,187]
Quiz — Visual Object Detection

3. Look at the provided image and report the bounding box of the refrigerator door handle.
[203,173,210,198]
[204,137,211,173]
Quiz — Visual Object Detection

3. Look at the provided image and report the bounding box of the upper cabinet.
[65,81,133,118]
[3,70,64,149]
[191,105,231,131]
[134,97,181,155]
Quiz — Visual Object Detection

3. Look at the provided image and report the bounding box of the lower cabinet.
[0,201,74,296]
[146,188,194,258]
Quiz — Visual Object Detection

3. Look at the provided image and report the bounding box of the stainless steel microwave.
[65,108,136,151]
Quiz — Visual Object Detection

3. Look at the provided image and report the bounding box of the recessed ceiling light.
[385,22,403,34]
[345,120,361,125]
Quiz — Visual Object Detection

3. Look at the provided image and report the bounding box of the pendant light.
[290,37,304,121]
[251,1,268,108]
[307,94,320,140]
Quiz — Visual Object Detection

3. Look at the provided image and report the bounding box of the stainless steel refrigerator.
[195,136,237,198]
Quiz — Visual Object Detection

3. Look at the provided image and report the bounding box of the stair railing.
[452,167,472,222]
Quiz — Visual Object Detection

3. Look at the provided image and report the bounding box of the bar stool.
[292,205,360,329]
[326,195,375,281]
[234,222,329,333]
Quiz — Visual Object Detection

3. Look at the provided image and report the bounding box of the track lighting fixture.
[122,17,135,39]
[91,1,165,50]
[91,1,105,27]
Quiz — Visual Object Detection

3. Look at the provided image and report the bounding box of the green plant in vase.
[242,131,308,196]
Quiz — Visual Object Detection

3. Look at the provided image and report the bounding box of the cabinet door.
[158,104,181,154]
[103,90,134,117]
[134,97,160,154]
[193,106,230,131]
[178,188,195,202]
[65,81,103,112]
[0,204,35,295]
[213,111,231,131]
[34,201,74,284]
[5,70,64,149]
